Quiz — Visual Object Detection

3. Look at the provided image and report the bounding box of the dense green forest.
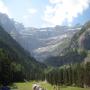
[45,62,90,87]
[0,25,46,85]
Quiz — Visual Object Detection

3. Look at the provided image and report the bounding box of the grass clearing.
[12,81,90,90]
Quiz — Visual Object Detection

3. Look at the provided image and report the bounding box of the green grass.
[12,81,90,90]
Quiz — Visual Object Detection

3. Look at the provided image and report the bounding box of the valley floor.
[11,81,90,90]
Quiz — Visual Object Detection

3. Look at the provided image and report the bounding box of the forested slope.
[0,25,46,85]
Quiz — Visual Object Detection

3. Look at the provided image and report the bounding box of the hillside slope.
[45,21,90,67]
[0,25,45,85]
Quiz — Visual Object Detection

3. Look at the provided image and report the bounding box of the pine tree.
[85,62,90,87]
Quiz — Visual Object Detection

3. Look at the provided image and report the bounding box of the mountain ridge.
[44,21,90,67]
[0,13,82,63]
[0,23,46,84]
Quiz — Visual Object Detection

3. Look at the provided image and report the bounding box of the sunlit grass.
[12,81,90,90]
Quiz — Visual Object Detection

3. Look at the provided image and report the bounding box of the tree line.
[46,62,90,88]
[0,48,45,86]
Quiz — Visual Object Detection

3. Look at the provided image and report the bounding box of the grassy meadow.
[11,81,90,90]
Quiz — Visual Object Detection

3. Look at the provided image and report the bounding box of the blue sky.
[0,0,90,27]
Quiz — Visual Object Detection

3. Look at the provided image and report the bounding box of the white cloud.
[21,8,37,27]
[22,14,31,27]
[28,8,37,14]
[43,0,90,26]
[22,8,37,20]
[0,0,10,17]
